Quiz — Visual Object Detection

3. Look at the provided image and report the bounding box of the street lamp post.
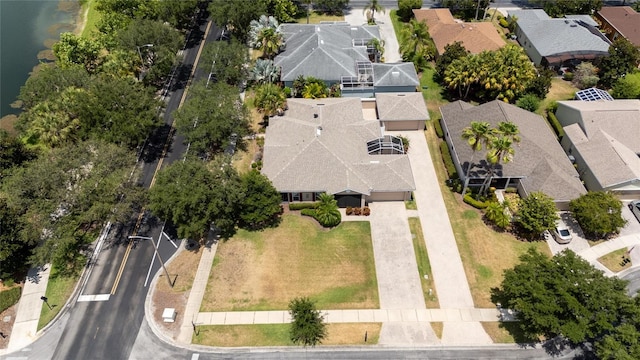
[128,235,173,288]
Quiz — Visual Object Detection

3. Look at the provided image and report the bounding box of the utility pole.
[128,235,173,288]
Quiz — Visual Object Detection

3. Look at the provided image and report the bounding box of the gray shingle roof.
[275,24,380,82]
[372,63,420,87]
[262,98,415,195]
[375,92,429,121]
[557,100,640,189]
[509,9,610,60]
[440,100,586,201]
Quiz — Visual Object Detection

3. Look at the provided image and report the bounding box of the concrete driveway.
[546,212,590,255]
[343,8,401,62]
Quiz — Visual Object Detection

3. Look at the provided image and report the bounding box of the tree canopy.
[598,38,640,89]
[208,0,267,43]
[173,80,250,158]
[612,71,640,99]
[53,33,102,73]
[289,297,327,347]
[2,141,142,273]
[569,191,626,239]
[492,248,634,345]
[148,157,244,241]
[238,170,282,230]
[201,40,250,86]
[514,192,559,237]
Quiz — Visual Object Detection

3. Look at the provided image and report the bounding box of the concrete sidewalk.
[7,265,51,351]
[396,131,492,345]
[578,233,640,264]
[195,308,505,325]
[176,242,218,343]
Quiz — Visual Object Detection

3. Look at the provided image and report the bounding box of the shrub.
[353,207,362,215]
[434,118,444,138]
[547,101,559,114]
[0,287,21,313]
[362,207,371,216]
[345,206,353,215]
[301,208,316,217]
[283,86,292,98]
[546,111,565,139]
[398,135,410,153]
[397,0,422,21]
[289,202,319,210]
[439,142,458,179]
[499,18,509,28]
[505,187,518,193]
[563,72,574,81]
[516,94,541,112]
[485,201,511,229]
[315,193,341,227]
[464,194,490,209]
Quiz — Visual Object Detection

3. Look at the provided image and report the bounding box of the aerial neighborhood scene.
[2,0,640,359]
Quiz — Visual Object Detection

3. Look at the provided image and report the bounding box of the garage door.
[334,194,361,208]
[366,192,409,202]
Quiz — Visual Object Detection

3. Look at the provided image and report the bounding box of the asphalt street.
[2,4,221,360]
[621,267,640,297]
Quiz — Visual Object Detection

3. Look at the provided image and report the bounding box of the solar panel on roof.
[574,87,613,101]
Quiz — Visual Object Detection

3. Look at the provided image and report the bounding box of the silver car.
[554,225,572,244]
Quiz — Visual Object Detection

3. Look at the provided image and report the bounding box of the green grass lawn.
[81,0,102,38]
[598,248,632,273]
[38,266,80,330]
[296,12,345,24]
[409,218,439,308]
[202,215,379,311]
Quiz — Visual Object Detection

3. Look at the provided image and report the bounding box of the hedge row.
[434,118,444,138]
[439,142,458,179]
[546,111,565,139]
[0,287,21,313]
[289,202,318,210]
[463,194,491,209]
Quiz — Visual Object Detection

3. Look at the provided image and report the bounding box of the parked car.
[554,223,573,244]
[629,200,640,222]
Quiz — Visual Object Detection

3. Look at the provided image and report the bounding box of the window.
[292,193,301,201]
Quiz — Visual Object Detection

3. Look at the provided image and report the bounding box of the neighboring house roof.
[509,9,610,64]
[375,93,429,121]
[597,6,640,46]
[575,87,614,101]
[262,98,415,195]
[564,15,599,28]
[372,63,419,87]
[557,100,640,189]
[440,100,586,201]
[413,9,505,55]
[275,23,380,82]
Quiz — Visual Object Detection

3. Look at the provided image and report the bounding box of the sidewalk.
[396,131,492,345]
[176,242,218,343]
[578,233,640,264]
[195,308,507,325]
[7,265,51,351]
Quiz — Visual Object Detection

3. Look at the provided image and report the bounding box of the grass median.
[201,215,379,311]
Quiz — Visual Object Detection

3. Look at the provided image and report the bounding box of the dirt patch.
[324,323,381,345]
[150,247,202,340]
[0,304,17,349]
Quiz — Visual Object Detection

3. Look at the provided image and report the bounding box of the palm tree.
[315,193,341,227]
[482,135,515,195]
[257,27,284,59]
[250,59,280,84]
[485,201,511,229]
[254,83,287,117]
[399,19,436,71]
[461,121,492,195]
[364,0,385,24]
[496,121,521,144]
[367,38,385,62]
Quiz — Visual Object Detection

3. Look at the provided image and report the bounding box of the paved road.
[621,267,640,297]
[3,5,221,360]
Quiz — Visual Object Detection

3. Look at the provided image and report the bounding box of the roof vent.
[392,71,400,76]
[320,39,324,44]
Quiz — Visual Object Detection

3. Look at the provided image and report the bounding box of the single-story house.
[262,98,415,207]
[596,6,640,46]
[555,100,640,199]
[440,100,586,209]
[508,9,611,66]
[274,23,419,97]
[375,92,428,130]
[413,8,505,56]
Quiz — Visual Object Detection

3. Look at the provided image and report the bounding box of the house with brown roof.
[440,100,586,209]
[413,8,505,56]
[555,100,640,199]
[262,98,415,208]
[596,6,640,47]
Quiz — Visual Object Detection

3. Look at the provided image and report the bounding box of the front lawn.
[537,78,579,115]
[38,266,80,330]
[201,215,379,311]
[424,122,550,308]
[193,323,381,346]
[296,12,345,24]
[598,248,632,273]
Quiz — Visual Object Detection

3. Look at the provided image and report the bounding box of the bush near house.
[289,202,319,210]
[434,119,444,138]
[463,194,490,209]
[546,111,564,139]
[439,142,458,179]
